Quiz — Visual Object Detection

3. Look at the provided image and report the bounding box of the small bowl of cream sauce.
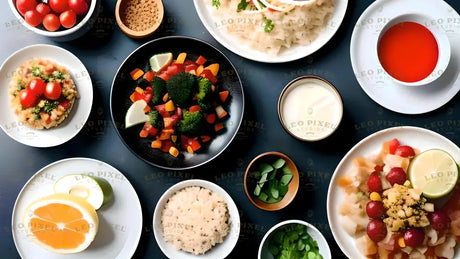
[278,75,343,142]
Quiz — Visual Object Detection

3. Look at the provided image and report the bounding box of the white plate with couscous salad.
[0,44,93,147]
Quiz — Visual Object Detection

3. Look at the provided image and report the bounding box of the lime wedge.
[408,149,459,199]
[125,99,149,128]
[149,52,173,73]
[54,174,113,210]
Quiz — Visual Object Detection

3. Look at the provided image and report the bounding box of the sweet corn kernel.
[370,192,381,201]
[398,237,406,248]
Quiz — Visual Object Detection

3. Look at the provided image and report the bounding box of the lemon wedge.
[149,52,173,73]
[125,100,149,128]
[408,149,459,199]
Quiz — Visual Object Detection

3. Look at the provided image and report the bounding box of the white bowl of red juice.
[376,13,451,86]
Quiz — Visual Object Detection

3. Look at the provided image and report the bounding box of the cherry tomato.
[366,201,386,220]
[428,211,450,232]
[19,89,37,108]
[367,219,387,242]
[388,138,400,155]
[16,0,37,16]
[28,78,46,95]
[68,0,88,15]
[367,174,383,193]
[395,145,415,157]
[386,167,407,186]
[59,10,77,28]
[45,82,62,100]
[403,228,424,247]
[43,13,61,31]
[24,10,43,27]
[49,0,69,13]
[36,3,51,16]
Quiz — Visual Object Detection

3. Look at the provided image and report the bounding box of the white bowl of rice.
[153,179,240,258]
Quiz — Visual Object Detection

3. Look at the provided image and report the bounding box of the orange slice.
[22,193,99,254]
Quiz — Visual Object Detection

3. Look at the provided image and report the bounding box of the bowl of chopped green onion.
[258,219,331,259]
[244,152,299,211]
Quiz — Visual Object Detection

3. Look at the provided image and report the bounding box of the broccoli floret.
[166,72,197,107]
[179,110,208,136]
[151,76,167,105]
[197,78,213,112]
[148,110,164,129]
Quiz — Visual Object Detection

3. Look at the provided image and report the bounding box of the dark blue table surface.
[1,0,459,258]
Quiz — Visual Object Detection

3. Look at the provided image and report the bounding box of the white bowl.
[376,13,451,86]
[8,0,100,41]
[153,179,240,258]
[258,219,331,259]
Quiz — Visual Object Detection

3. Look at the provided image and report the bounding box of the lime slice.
[54,174,113,210]
[408,149,459,199]
[125,99,149,128]
[149,52,173,73]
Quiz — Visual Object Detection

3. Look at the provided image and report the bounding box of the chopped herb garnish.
[52,71,65,80]
[237,0,250,12]
[31,66,41,77]
[263,17,274,32]
[33,107,41,120]
[212,0,221,8]
[44,100,59,114]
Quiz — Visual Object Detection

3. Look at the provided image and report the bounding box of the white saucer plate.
[11,158,143,259]
[0,44,93,147]
[350,0,460,114]
[327,126,460,258]
[193,0,348,63]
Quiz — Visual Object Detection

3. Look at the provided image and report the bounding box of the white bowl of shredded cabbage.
[153,179,240,258]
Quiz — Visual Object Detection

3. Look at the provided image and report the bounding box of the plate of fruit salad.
[327,126,460,259]
[110,36,244,170]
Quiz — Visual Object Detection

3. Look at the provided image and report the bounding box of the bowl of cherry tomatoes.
[9,0,100,41]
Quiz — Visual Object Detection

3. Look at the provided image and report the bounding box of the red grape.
[367,219,387,242]
[429,211,450,232]
[386,167,407,186]
[367,174,383,193]
[366,201,386,219]
[404,228,425,247]
[395,145,415,157]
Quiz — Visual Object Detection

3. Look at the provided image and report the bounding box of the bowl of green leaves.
[258,219,331,259]
[244,151,299,211]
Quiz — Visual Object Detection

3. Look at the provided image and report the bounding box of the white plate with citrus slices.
[11,158,143,258]
[327,126,460,258]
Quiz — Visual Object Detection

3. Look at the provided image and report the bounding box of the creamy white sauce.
[279,77,342,141]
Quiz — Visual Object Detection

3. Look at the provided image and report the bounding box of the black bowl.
[110,36,244,170]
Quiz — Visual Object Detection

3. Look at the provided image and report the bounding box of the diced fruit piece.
[54,174,113,210]
[367,174,383,193]
[175,53,187,64]
[149,52,173,73]
[206,113,216,124]
[215,105,227,119]
[366,201,386,219]
[151,139,162,148]
[169,146,179,157]
[22,193,98,254]
[428,210,451,232]
[367,219,387,242]
[165,100,175,112]
[195,55,207,65]
[125,100,149,128]
[408,149,458,199]
[204,63,219,76]
[386,167,407,186]
[214,122,224,132]
[395,145,415,157]
[403,228,424,247]
[200,69,217,84]
[143,71,154,82]
[388,138,400,155]
[130,68,144,80]
[219,90,229,103]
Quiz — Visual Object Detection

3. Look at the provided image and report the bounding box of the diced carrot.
[158,131,172,140]
[139,129,149,138]
[195,55,207,65]
[130,68,144,80]
[200,135,211,143]
[169,146,180,157]
[162,93,169,102]
[204,63,219,76]
[171,135,177,143]
[219,90,229,103]
[187,146,194,154]
[143,105,151,113]
[165,100,175,112]
[215,105,228,119]
[214,122,224,132]
[151,139,162,148]
[143,71,154,82]
[190,139,201,151]
[206,113,216,124]
[135,87,144,94]
[189,105,201,112]
[176,53,187,64]
[211,84,216,92]
[196,65,204,75]
[130,92,136,102]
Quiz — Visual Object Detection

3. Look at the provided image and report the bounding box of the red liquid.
[378,21,439,83]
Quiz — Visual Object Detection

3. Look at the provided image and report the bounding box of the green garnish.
[237,0,250,12]
[268,224,323,259]
[52,71,65,80]
[44,100,59,114]
[263,17,274,32]
[31,66,41,77]
[32,107,41,120]
[250,157,293,204]
[212,0,221,8]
